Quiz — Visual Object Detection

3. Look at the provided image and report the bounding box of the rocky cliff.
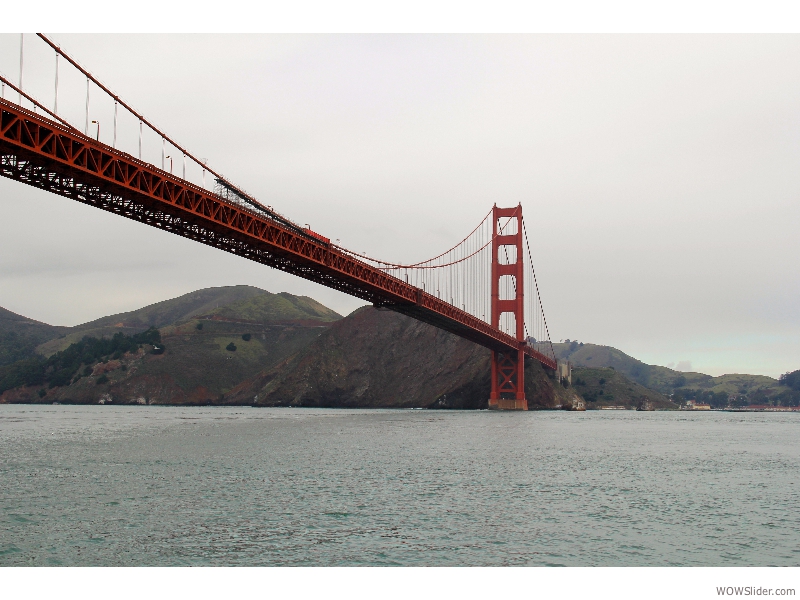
[225,307,580,410]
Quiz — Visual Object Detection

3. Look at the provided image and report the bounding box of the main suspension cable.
[36,33,222,183]
[523,220,555,361]
[0,73,77,132]
[345,206,519,271]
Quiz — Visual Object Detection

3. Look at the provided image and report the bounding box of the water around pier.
[1,406,797,566]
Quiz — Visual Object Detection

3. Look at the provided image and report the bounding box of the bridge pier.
[494,398,528,410]
[489,349,527,410]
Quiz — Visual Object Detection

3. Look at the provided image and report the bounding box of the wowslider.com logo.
[717,587,795,596]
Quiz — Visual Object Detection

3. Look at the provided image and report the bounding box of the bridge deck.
[0,98,556,370]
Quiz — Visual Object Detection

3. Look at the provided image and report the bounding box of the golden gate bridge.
[0,33,558,410]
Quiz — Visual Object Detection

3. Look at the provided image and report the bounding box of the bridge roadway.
[0,97,557,370]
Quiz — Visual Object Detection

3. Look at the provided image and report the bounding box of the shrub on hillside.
[673,375,687,388]
[241,333,252,341]
[226,342,237,352]
[0,327,161,394]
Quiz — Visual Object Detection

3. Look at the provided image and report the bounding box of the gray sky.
[0,34,798,377]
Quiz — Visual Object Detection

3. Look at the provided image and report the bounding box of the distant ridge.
[552,342,781,399]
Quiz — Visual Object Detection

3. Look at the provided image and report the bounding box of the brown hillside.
[225,307,580,409]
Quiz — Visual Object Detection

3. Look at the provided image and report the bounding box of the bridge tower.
[489,204,527,410]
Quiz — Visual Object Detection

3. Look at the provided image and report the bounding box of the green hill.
[36,286,340,357]
[572,367,676,410]
[0,307,69,367]
[553,341,785,404]
[1,287,343,404]
[553,341,679,391]
[203,291,341,324]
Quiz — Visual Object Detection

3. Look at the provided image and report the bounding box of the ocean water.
[0,405,798,566]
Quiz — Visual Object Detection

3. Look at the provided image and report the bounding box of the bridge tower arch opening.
[490,204,527,411]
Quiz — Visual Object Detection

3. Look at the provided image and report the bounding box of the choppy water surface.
[0,405,798,566]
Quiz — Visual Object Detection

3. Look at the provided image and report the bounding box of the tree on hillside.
[0,331,41,367]
[779,370,800,391]
[0,328,162,394]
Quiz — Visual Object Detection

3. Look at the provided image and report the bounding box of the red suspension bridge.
[0,34,558,410]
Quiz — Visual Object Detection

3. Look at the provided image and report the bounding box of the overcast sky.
[0,34,798,377]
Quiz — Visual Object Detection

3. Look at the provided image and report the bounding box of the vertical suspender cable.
[37,34,228,191]
[54,53,59,114]
[113,101,118,148]
[85,76,90,135]
[162,138,165,170]
[183,154,186,179]
[479,223,482,321]
[18,34,24,105]
[138,120,143,159]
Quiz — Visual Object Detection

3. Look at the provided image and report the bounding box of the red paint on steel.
[302,228,330,245]
[0,97,557,371]
[35,33,223,185]
[489,204,529,410]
